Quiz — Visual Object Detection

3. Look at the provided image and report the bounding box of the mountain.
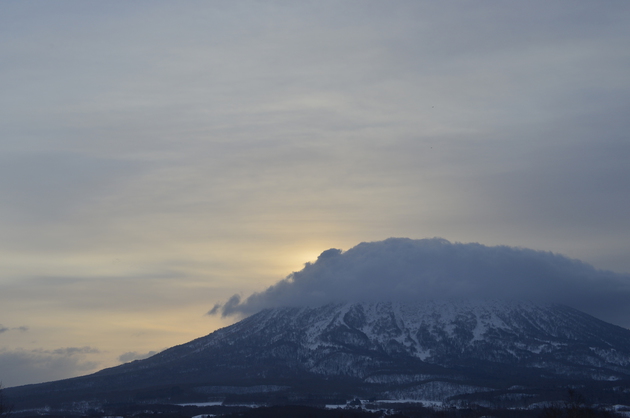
[6,301,630,410]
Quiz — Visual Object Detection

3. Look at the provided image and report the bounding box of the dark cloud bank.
[211,238,630,329]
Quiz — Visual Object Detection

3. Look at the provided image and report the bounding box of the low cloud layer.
[0,325,28,334]
[0,346,100,388]
[211,238,630,329]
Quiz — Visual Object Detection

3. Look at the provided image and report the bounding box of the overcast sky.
[1,1,629,388]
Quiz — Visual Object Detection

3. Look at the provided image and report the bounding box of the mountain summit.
[7,300,630,409]
[210,238,630,330]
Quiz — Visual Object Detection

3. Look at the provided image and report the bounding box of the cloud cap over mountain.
[212,238,630,328]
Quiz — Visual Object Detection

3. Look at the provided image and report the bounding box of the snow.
[324,404,347,409]
[182,299,630,406]
[377,399,444,407]
[364,374,437,384]
[238,300,630,376]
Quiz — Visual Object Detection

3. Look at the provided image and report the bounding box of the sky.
[1,1,629,388]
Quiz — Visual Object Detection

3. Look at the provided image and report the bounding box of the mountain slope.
[7,301,630,409]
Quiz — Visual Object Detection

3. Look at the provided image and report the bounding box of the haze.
[1,1,629,388]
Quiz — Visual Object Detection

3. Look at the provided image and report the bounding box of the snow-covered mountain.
[7,301,630,409]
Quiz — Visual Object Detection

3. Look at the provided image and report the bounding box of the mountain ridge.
[6,300,630,409]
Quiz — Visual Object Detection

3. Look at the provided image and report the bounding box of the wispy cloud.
[50,346,99,356]
[0,325,29,334]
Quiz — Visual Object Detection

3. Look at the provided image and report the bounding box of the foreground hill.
[6,301,630,409]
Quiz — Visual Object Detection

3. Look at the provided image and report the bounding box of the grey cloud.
[212,238,630,329]
[118,350,158,363]
[0,325,29,334]
[0,347,100,388]
[206,294,243,317]
[50,346,99,356]
[207,304,222,316]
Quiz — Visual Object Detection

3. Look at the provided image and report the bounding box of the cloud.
[0,346,100,388]
[118,350,158,363]
[210,238,630,329]
[50,346,99,356]
[0,325,28,334]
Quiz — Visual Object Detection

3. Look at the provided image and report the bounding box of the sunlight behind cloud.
[213,238,630,329]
